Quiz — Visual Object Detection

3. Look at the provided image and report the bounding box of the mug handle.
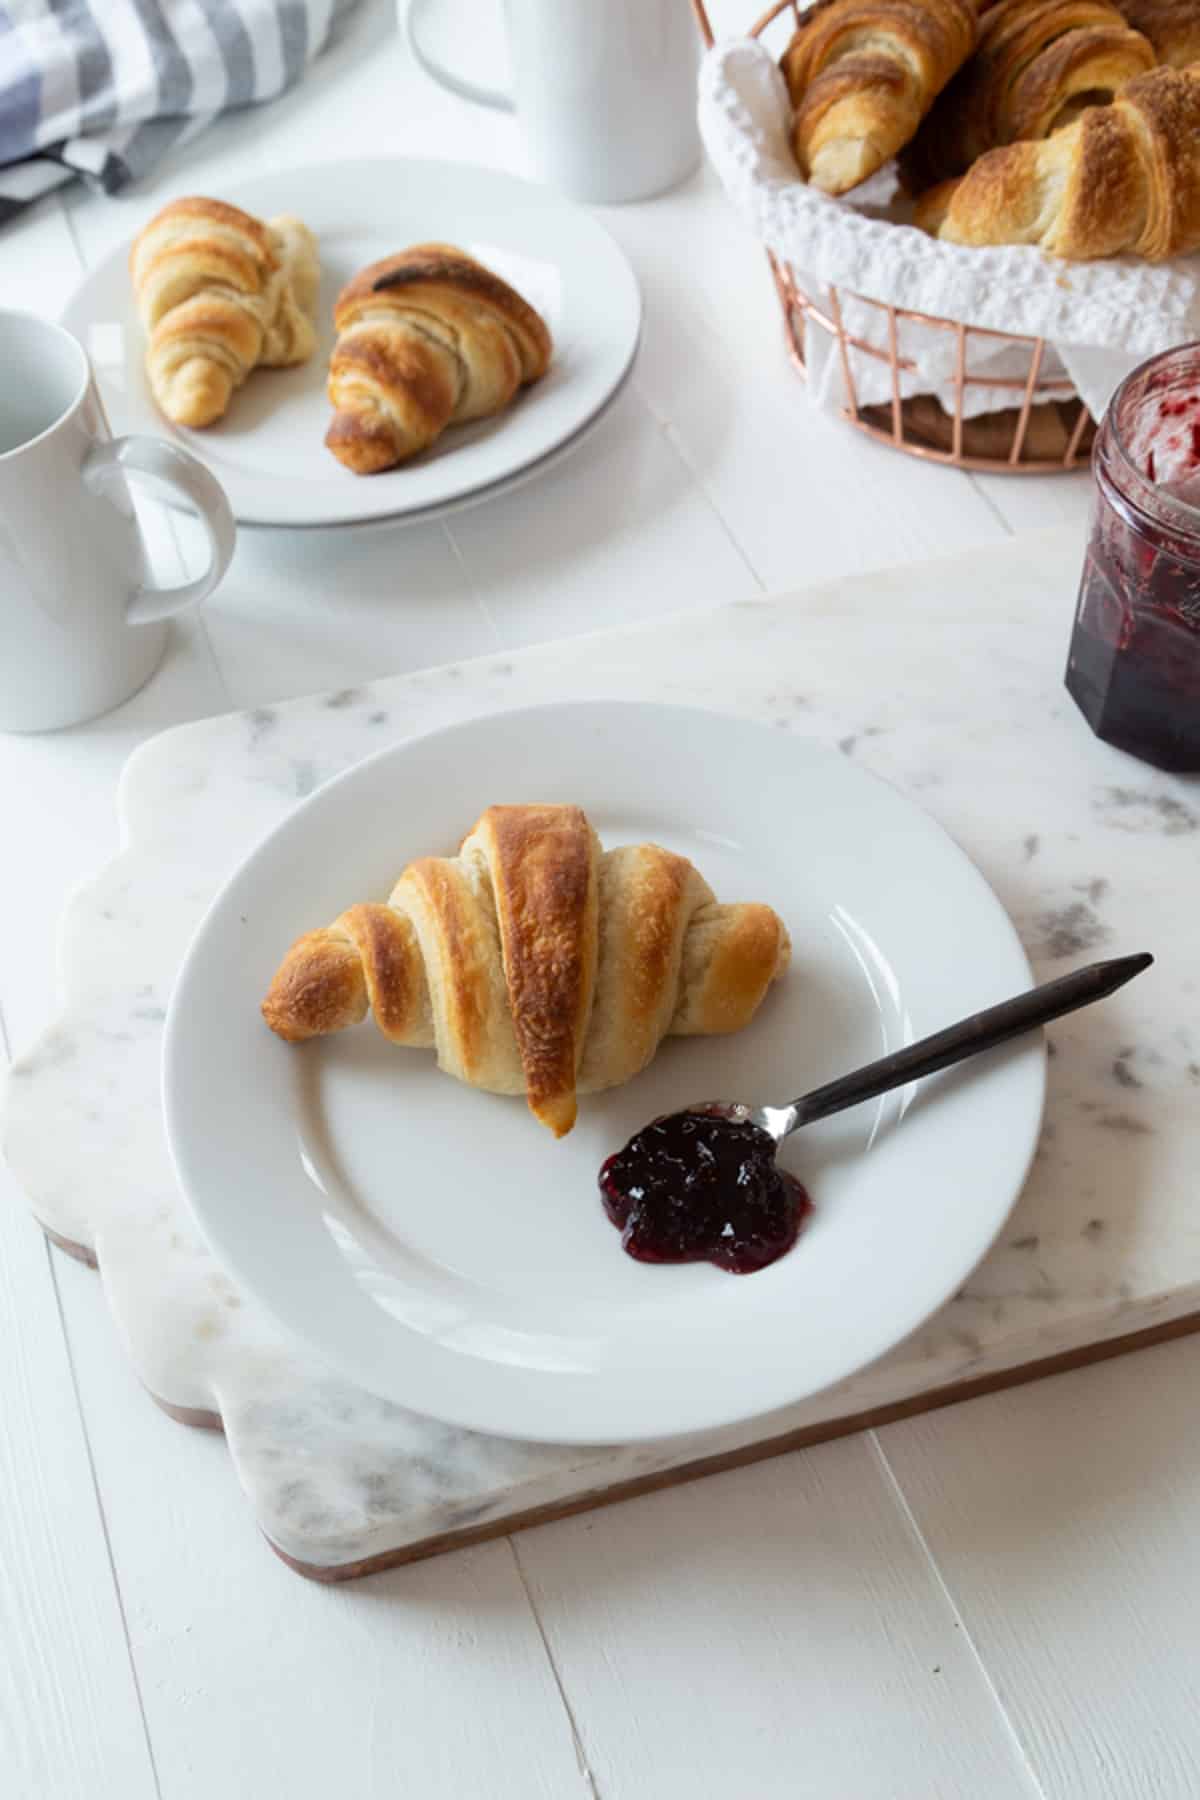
[406,0,515,109]
[83,436,236,626]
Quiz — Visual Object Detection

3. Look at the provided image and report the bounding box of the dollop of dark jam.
[599,1111,812,1274]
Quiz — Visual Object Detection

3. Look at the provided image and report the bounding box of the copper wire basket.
[690,0,1095,472]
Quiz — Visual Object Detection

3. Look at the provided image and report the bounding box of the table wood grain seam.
[967,473,1020,539]
[869,1430,1050,1800]
[629,377,769,595]
[507,1536,606,1800]
[192,606,239,712]
[2,982,159,1796]
[46,1240,167,1800]
[439,517,506,649]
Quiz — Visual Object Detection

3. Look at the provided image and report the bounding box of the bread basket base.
[770,252,1096,473]
[856,395,1097,470]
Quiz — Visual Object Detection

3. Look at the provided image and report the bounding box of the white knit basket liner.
[698,38,1200,421]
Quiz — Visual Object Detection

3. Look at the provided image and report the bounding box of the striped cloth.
[0,0,360,225]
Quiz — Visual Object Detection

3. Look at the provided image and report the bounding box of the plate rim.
[162,699,1046,1444]
[63,155,643,529]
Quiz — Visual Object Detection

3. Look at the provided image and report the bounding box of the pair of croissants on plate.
[129,197,552,471]
[261,805,791,1140]
[780,0,1200,261]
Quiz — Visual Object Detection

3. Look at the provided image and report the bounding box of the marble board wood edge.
[36,1218,1200,1582]
[9,521,1192,1580]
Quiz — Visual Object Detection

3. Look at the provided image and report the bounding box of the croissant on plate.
[901,0,1156,191]
[324,245,552,474]
[779,0,978,195]
[915,61,1200,259]
[131,197,319,428]
[1115,0,1200,66]
[261,805,791,1138]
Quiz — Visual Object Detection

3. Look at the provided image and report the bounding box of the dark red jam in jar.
[1066,345,1200,772]
[598,1110,812,1274]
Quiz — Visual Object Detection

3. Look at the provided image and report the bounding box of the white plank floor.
[7,3,1200,1796]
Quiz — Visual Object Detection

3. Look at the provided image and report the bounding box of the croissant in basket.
[1115,0,1200,67]
[131,197,319,428]
[780,0,978,195]
[901,0,1156,192]
[916,61,1200,260]
[324,245,552,473]
[261,804,791,1138]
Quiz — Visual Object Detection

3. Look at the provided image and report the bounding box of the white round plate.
[164,703,1044,1444]
[62,159,642,528]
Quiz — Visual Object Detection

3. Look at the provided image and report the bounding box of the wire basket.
[690,0,1095,473]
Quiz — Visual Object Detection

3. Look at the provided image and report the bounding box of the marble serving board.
[6,524,1199,1580]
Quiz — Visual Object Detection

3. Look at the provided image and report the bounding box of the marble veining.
[4,527,1199,1573]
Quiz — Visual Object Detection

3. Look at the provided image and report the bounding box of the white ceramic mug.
[0,310,235,733]
[406,0,702,204]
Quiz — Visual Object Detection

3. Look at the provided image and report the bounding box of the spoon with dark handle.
[688,952,1154,1144]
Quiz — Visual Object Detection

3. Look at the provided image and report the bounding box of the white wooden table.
[4,4,1199,1795]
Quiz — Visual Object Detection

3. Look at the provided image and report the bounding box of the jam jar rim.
[1103,343,1200,548]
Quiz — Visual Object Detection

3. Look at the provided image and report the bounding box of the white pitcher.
[406,0,702,204]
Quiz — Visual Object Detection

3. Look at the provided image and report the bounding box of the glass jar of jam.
[1066,344,1200,772]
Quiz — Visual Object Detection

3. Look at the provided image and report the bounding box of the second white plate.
[164,703,1045,1445]
[62,158,642,528]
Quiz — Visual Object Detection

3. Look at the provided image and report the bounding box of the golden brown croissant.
[901,0,1155,191]
[1115,0,1200,65]
[324,245,552,474]
[779,0,978,195]
[915,61,1200,257]
[261,805,790,1138]
[131,197,319,428]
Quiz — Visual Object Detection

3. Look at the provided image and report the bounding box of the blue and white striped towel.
[0,0,360,225]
